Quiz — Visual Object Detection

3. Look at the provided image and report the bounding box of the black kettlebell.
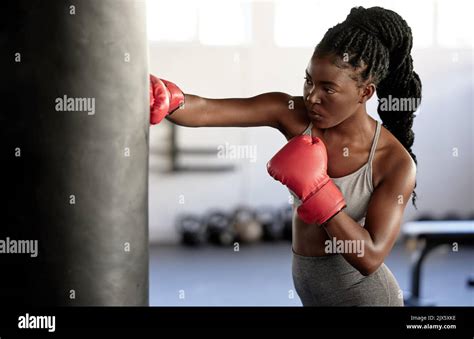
[205,210,235,246]
[256,206,284,241]
[177,214,207,246]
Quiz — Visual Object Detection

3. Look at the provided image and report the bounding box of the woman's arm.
[322,152,417,276]
[166,92,296,130]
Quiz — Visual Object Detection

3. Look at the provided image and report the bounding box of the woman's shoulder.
[276,96,311,140]
[375,124,417,186]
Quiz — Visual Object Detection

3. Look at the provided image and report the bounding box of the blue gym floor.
[149,242,474,306]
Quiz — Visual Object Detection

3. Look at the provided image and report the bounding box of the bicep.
[364,158,417,258]
[201,92,294,129]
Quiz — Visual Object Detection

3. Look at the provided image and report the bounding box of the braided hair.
[314,6,422,208]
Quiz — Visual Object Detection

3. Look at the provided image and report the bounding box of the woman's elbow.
[357,256,384,276]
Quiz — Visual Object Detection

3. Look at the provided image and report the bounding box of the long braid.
[314,6,422,208]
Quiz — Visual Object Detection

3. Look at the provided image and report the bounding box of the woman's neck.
[323,109,376,147]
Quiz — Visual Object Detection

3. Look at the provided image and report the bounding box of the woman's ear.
[359,83,376,103]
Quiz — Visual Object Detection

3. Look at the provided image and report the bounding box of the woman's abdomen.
[292,207,331,257]
[292,251,404,306]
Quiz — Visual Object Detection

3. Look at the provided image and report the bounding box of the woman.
[150,6,421,306]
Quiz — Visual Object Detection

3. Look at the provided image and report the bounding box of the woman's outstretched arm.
[167,92,295,130]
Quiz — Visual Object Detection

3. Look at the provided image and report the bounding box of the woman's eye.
[325,88,335,94]
[304,77,313,85]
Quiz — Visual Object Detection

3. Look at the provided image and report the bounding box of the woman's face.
[303,55,367,129]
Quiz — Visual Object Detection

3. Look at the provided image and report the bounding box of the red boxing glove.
[267,135,346,225]
[149,74,185,125]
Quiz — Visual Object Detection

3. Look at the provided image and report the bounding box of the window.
[198,1,252,45]
[146,0,252,46]
[437,0,473,48]
[146,0,198,42]
[274,0,385,48]
[274,0,436,49]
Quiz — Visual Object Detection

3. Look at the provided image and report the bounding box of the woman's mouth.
[309,110,324,119]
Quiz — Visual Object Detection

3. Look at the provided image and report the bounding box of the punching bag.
[0,0,149,306]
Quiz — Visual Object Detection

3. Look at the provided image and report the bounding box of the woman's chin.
[311,116,329,128]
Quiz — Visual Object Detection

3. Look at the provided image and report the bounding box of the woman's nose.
[306,89,322,105]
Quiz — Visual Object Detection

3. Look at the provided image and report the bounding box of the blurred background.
[146,0,473,306]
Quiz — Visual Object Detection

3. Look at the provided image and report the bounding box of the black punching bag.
[0,0,149,306]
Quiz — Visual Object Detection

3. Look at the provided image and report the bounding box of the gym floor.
[149,242,474,306]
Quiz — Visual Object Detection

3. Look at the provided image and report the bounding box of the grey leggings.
[292,250,404,306]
